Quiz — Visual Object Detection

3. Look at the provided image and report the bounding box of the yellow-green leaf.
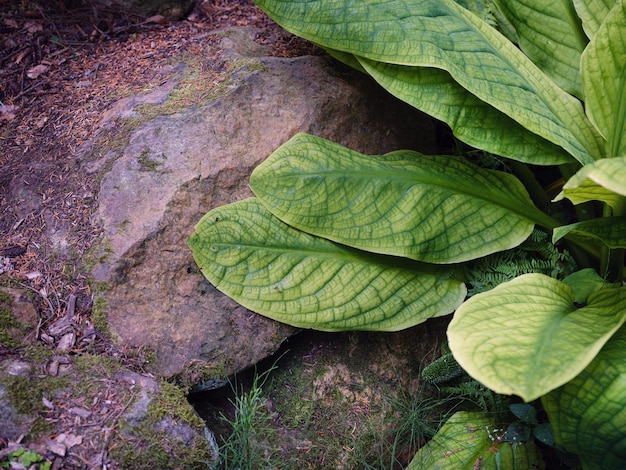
[581,0,626,157]
[188,198,466,332]
[553,216,626,249]
[356,57,575,165]
[543,324,626,469]
[250,134,550,264]
[554,157,626,208]
[495,0,587,96]
[408,411,545,469]
[448,274,626,402]
[573,0,615,39]
[255,0,603,164]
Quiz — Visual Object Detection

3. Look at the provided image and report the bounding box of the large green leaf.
[408,411,545,469]
[188,198,466,332]
[562,268,621,304]
[254,0,603,164]
[495,0,587,96]
[250,134,551,264]
[554,157,626,208]
[356,57,575,165]
[447,273,626,402]
[573,0,615,39]
[542,324,626,470]
[581,0,626,158]
[323,47,572,165]
[553,216,626,248]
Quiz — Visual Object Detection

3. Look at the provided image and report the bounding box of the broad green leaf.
[563,268,620,304]
[447,273,626,402]
[573,0,615,39]
[322,48,572,165]
[356,57,575,165]
[251,134,550,264]
[543,324,626,470]
[188,198,466,332]
[554,157,626,208]
[255,0,603,164]
[494,0,587,97]
[581,0,626,157]
[553,216,626,249]
[408,411,545,469]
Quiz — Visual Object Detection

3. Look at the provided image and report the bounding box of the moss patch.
[111,379,214,469]
[0,292,35,348]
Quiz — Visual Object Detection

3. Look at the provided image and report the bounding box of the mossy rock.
[0,348,217,469]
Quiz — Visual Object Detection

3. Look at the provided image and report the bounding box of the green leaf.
[554,157,626,208]
[408,411,545,469]
[250,133,548,264]
[255,0,604,164]
[563,268,620,304]
[573,0,615,39]
[447,273,626,402]
[509,403,537,425]
[553,216,626,248]
[542,324,626,469]
[494,0,587,97]
[581,0,626,157]
[355,56,575,165]
[188,198,466,332]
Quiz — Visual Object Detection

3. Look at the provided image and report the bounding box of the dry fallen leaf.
[0,104,18,121]
[24,20,44,34]
[27,64,49,79]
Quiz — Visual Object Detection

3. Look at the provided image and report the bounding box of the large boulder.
[88,27,436,386]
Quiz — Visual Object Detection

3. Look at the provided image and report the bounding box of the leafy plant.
[189,0,626,467]
[1,447,51,470]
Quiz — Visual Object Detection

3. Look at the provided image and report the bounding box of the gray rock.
[0,353,217,468]
[88,27,436,384]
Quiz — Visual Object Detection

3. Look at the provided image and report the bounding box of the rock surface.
[0,349,217,468]
[88,27,437,384]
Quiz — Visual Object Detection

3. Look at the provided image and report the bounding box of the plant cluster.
[189,0,626,468]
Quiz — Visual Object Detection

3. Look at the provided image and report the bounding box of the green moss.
[136,148,168,173]
[0,346,70,437]
[91,295,110,337]
[0,293,35,348]
[174,359,226,392]
[111,380,214,469]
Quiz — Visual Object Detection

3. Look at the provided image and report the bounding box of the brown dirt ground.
[0,0,319,466]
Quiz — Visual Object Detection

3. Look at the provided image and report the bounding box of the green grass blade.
[188,198,466,332]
